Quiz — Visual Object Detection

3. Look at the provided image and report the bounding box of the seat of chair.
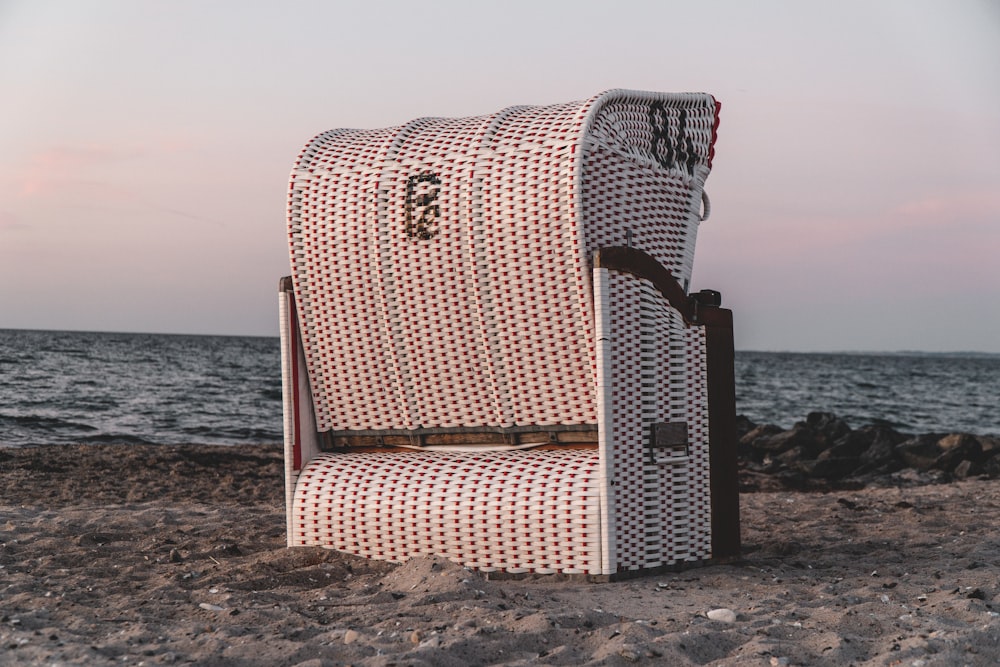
[290,448,604,574]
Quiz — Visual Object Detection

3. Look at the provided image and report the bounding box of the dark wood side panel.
[701,305,741,560]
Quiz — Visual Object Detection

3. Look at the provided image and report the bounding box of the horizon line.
[2,326,998,357]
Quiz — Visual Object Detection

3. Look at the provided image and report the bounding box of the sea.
[0,329,997,447]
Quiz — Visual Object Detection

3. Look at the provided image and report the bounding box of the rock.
[975,435,1000,456]
[858,426,908,466]
[981,456,1000,478]
[619,644,641,662]
[753,425,824,458]
[891,433,987,473]
[735,415,757,440]
[291,660,326,667]
[952,459,982,479]
[826,427,879,459]
[198,603,225,612]
[938,433,972,451]
[343,629,359,644]
[895,434,946,470]
[805,411,853,443]
[741,424,783,443]
[706,608,737,623]
[935,434,984,471]
[740,424,784,461]
[738,414,995,488]
[214,543,243,557]
[776,446,808,466]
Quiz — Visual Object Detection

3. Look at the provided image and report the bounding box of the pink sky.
[1,0,998,352]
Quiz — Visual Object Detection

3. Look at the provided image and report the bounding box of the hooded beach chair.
[279,89,739,577]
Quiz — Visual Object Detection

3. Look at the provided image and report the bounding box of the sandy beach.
[2,443,999,666]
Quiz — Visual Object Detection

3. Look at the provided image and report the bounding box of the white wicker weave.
[281,89,726,576]
[293,450,603,574]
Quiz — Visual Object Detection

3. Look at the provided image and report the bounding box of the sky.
[1,0,998,352]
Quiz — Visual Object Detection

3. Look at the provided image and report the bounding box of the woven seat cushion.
[292,450,603,574]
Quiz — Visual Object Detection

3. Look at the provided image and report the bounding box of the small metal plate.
[649,422,688,448]
[648,422,689,463]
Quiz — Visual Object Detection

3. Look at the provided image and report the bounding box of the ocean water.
[0,329,281,447]
[736,351,999,436]
[0,329,997,447]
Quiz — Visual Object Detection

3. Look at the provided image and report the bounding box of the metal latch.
[648,422,689,464]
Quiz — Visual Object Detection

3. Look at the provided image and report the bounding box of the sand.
[2,443,999,666]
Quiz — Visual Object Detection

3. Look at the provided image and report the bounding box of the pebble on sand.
[706,608,737,623]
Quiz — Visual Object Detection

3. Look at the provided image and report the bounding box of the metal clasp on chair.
[648,422,689,464]
[688,289,722,324]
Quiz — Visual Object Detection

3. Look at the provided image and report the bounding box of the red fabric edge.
[290,296,302,471]
[708,98,721,170]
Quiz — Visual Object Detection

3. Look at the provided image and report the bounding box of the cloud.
[11,141,224,227]
[894,190,1000,225]
[18,143,143,197]
[0,210,26,231]
[761,187,1000,255]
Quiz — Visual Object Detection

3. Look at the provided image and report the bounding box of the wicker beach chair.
[279,89,739,577]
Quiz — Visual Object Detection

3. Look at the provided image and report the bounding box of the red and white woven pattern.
[291,450,604,575]
[652,286,711,566]
[596,272,712,571]
[606,271,646,570]
[284,90,722,575]
[680,325,712,562]
[287,90,718,433]
[581,94,717,292]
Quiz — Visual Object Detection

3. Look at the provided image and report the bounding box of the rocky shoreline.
[738,411,1000,492]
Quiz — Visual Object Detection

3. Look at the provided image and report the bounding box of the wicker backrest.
[287,89,720,434]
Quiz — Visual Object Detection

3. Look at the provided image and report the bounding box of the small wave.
[77,433,160,445]
[180,424,283,443]
[862,416,912,431]
[0,414,98,432]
